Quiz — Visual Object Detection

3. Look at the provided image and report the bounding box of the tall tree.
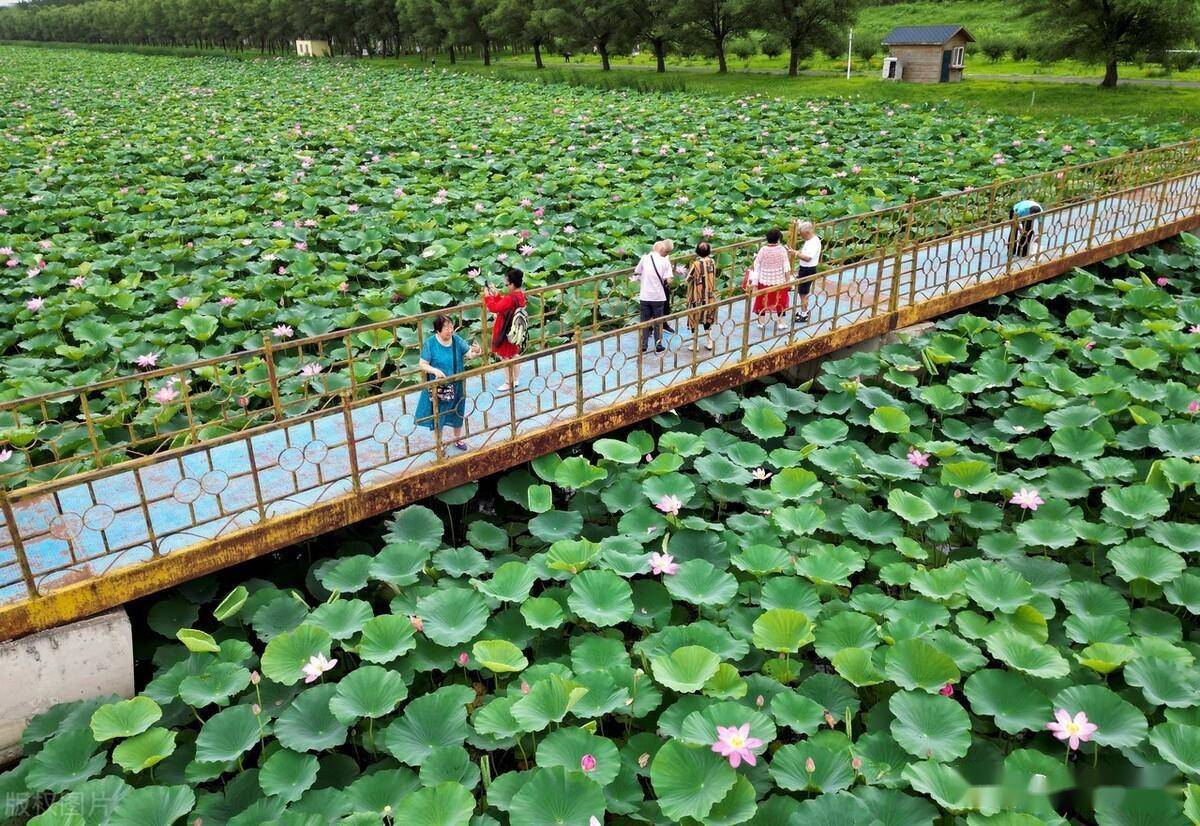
[756,0,856,77]
[1023,0,1200,87]
[485,0,555,68]
[631,0,677,73]
[675,0,752,73]
[544,0,638,71]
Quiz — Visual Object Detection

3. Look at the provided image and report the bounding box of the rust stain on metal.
[1,213,1197,641]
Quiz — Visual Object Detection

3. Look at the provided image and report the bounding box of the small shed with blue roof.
[881,25,975,84]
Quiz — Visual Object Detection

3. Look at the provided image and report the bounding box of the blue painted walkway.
[2,175,1197,605]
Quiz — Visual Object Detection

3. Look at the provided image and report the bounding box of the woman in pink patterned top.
[749,228,793,332]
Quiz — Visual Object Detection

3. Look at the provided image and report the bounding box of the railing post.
[740,286,754,360]
[0,489,37,599]
[1087,192,1101,248]
[78,392,104,469]
[574,329,585,417]
[262,333,285,421]
[342,333,359,398]
[341,393,361,492]
[430,380,444,461]
[887,202,913,315]
[636,328,645,396]
[479,291,491,366]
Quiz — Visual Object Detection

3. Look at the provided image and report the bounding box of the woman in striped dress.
[750,228,793,332]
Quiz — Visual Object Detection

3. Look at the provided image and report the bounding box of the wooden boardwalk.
[1,148,1198,638]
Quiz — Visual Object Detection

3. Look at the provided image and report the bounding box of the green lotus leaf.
[259,749,319,802]
[651,645,722,693]
[520,596,568,630]
[1165,573,1200,614]
[679,701,776,756]
[651,740,737,822]
[594,437,644,464]
[869,406,911,434]
[194,704,260,763]
[853,786,938,826]
[26,728,107,793]
[887,489,938,524]
[545,538,601,573]
[107,786,195,826]
[1014,517,1078,549]
[1150,723,1200,777]
[274,683,348,752]
[415,588,489,647]
[964,566,1035,614]
[473,561,539,603]
[841,504,903,544]
[1053,684,1147,748]
[1110,540,1185,584]
[1150,423,1200,458]
[567,569,634,626]
[176,627,220,654]
[318,555,373,593]
[770,690,827,735]
[883,639,960,693]
[535,727,621,786]
[1092,787,1189,826]
[1076,642,1137,675]
[814,611,880,659]
[466,520,509,552]
[665,560,738,606]
[554,456,608,489]
[770,741,855,793]
[1124,657,1200,708]
[890,691,971,762]
[472,639,529,673]
[770,467,821,499]
[510,675,588,732]
[260,624,332,685]
[90,697,162,742]
[985,629,1070,678]
[902,761,971,810]
[801,418,849,446]
[795,545,867,586]
[833,647,887,687]
[508,766,606,826]
[939,460,997,493]
[329,665,408,723]
[369,541,431,587]
[1049,426,1107,461]
[388,505,444,551]
[356,614,418,664]
[529,509,585,542]
[752,608,815,653]
[1101,484,1171,520]
[30,776,130,825]
[393,781,476,826]
[111,727,176,774]
[743,404,786,439]
[306,599,374,640]
[178,662,251,708]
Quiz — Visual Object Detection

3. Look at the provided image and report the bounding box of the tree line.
[0,0,858,76]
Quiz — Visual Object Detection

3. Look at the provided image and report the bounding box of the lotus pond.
[4,235,1200,824]
[0,44,1190,405]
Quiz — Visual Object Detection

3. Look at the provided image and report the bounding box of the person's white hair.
[653,239,674,255]
[797,221,815,237]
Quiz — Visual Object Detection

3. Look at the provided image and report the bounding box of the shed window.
[951,46,965,68]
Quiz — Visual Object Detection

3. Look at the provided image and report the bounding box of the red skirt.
[492,340,520,359]
[754,284,790,315]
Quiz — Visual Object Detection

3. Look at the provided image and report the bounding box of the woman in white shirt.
[631,239,673,353]
[793,221,820,324]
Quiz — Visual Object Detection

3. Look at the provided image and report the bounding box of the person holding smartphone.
[484,268,528,391]
[415,315,481,452]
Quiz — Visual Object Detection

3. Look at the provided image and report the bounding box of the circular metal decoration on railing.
[475,390,496,414]
[546,371,564,392]
[200,470,229,496]
[610,351,628,373]
[303,440,329,465]
[172,477,204,505]
[394,414,416,439]
[528,375,548,396]
[82,503,115,532]
[277,447,305,473]
[594,355,612,377]
[48,512,84,542]
[372,420,395,444]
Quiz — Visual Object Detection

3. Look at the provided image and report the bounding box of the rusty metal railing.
[0,145,1198,615]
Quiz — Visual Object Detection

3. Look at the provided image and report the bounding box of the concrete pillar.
[0,609,134,764]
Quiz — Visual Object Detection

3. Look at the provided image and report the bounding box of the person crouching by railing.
[1010,199,1043,258]
[415,315,481,452]
[793,221,820,325]
[631,239,674,354]
[484,268,528,392]
[686,241,718,351]
[748,228,793,333]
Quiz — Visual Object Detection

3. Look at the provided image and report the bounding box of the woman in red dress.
[484,268,527,391]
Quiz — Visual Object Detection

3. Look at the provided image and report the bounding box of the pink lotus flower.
[409,615,424,632]
[637,753,650,768]
[712,724,762,768]
[1046,708,1097,751]
[805,757,816,773]
[69,276,85,289]
[295,241,308,251]
[299,363,323,378]
[1189,325,1200,334]
[1009,487,1044,511]
[520,198,533,207]
[939,683,954,697]
[273,324,294,339]
[1084,341,1095,350]
[136,352,159,368]
[347,204,359,213]
[302,653,337,683]
[1157,277,1169,287]
[0,449,11,463]
[649,552,678,576]
[580,754,597,773]
[907,449,930,468]
[656,494,682,516]
[1189,400,1199,414]
[1062,145,1073,153]
[589,818,601,826]
[752,467,772,481]
[458,652,469,666]
[520,244,535,256]
[851,756,862,770]
[520,681,530,695]
[702,227,715,238]
[153,386,178,404]
[219,296,236,307]
[563,225,576,235]
[338,282,349,293]
[25,297,43,312]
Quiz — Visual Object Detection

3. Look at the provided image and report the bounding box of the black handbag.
[435,340,460,405]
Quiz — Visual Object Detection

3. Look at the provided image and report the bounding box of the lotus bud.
[805,757,816,773]
[409,615,424,632]
[238,396,249,408]
[638,753,650,768]
[755,695,764,708]
[939,683,954,697]
[824,710,836,728]
[458,652,469,666]
[250,670,260,685]
[521,681,530,695]
[852,756,863,771]
[580,754,597,773]
[252,703,261,715]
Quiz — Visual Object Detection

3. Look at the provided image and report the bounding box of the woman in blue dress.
[415,315,481,451]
